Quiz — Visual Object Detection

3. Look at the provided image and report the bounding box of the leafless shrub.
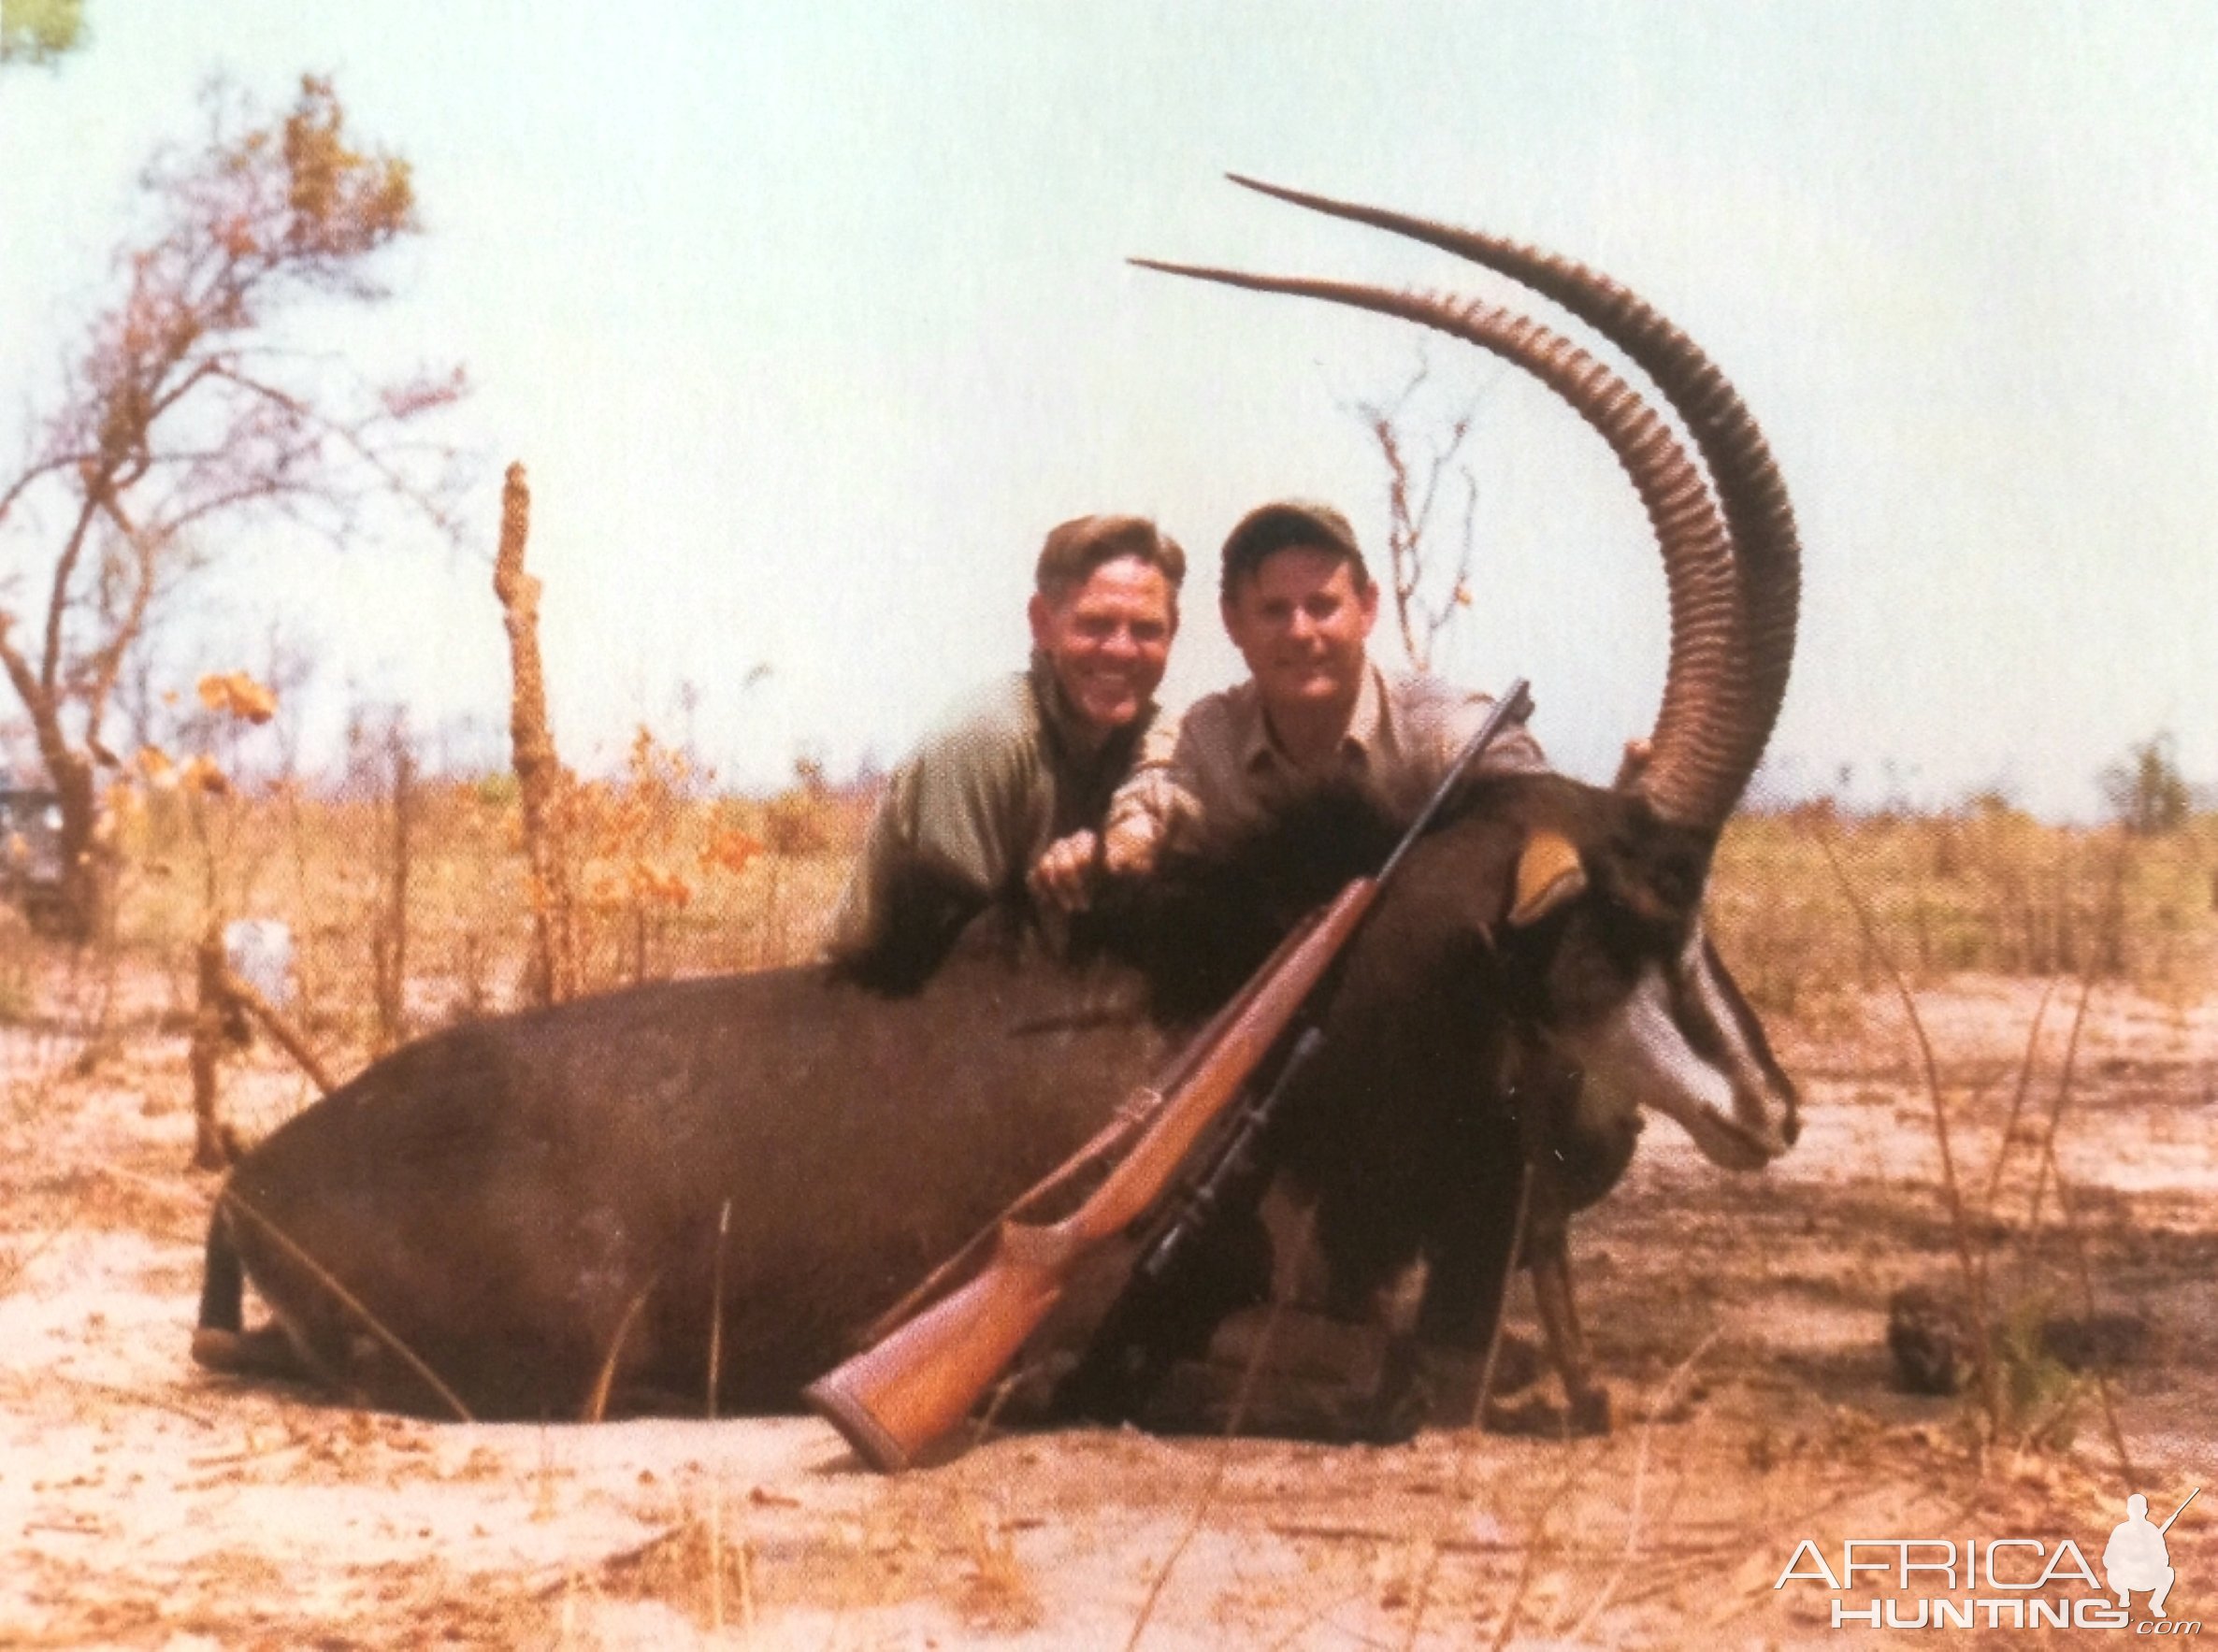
[1822,824,2141,1482]
[343,707,416,1053]
[0,76,466,939]
[1346,352,1486,672]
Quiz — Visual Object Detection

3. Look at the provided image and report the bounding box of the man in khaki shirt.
[1053,499,1549,1438]
[827,514,1185,978]
[1102,500,1546,871]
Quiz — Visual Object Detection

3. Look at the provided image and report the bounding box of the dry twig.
[217,1187,474,1422]
[1562,1332,1719,1642]
[1820,832,2002,1436]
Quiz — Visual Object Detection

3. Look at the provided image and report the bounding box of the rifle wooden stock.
[803,1233,1069,1472]
[804,878,1376,1471]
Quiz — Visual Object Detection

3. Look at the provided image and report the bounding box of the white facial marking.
[1561,931,1787,1171]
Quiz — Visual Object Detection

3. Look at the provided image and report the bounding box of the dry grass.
[80,760,872,1081]
[11,768,2218,1643]
[84,785,2218,1036]
[4,942,2211,1645]
[1709,803,2217,1023]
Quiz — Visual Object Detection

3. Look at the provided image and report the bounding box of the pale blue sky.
[3,1,2211,816]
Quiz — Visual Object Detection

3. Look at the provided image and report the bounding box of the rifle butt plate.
[802,1377,913,1473]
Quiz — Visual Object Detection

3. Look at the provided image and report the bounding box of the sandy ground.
[2,966,2213,1648]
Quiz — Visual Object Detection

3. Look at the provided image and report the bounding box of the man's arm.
[1034,706,1200,905]
[827,684,1040,964]
[824,778,911,960]
[1099,703,1208,879]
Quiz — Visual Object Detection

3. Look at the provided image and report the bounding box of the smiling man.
[1102,500,1544,871]
[826,513,1184,978]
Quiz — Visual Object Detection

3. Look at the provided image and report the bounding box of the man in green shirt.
[826,513,1186,981]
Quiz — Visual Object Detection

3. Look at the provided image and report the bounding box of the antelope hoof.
[191,1322,305,1379]
[1565,1383,1613,1436]
[189,1328,245,1371]
[1479,1382,1615,1438]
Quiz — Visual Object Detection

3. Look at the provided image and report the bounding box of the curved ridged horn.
[1132,259,1743,828]
[1223,177,1800,822]
[1145,181,1803,827]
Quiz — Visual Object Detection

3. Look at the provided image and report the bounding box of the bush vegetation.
[66,739,870,1051]
[1709,797,2217,1022]
[41,766,2213,1053]
[7,727,2212,1171]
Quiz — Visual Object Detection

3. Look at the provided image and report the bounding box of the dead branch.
[187,911,338,1170]
[1346,353,1486,673]
[492,462,578,1004]
[370,723,414,1052]
[217,965,338,1096]
[188,923,235,1170]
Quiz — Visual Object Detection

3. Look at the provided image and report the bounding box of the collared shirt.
[1105,662,1548,853]
[827,655,1155,965]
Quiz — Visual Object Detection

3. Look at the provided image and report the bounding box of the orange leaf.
[181,754,231,796]
[626,859,692,908]
[197,670,279,724]
[700,828,764,876]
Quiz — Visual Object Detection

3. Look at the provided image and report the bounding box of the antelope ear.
[1509,828,1588,926]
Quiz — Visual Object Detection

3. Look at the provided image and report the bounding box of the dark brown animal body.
[190,799,1496,1423]
[1063,774,1787,1432]
[196,922,1183,1418]
[191,772,1764,1428]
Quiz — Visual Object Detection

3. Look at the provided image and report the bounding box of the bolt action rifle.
[803,680,1535,1472]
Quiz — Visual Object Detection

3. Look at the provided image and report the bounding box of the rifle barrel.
[1375,679,1532,886]
[2161,1486,2200,1533]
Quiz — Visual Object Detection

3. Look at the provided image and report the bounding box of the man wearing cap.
[1101,499,1546,875]
[1080,499,1558,1436]
[826,513,1185,981]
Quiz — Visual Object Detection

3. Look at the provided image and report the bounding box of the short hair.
[1218,500,1370,602]
[1034,515,1188,604]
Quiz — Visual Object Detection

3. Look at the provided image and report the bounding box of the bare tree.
[0,75,467,936]
[0,0,86,67]
[1346,352,1487,673]
[344,703,416,1053]
[2099,733,2196,836]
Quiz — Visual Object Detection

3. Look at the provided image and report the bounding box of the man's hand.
[1030,815,1163,912]
[1102,813,1160,880]
[1029,829,1100,912]
[1614,737,1653,788]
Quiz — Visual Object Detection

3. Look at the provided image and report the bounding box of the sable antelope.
[191,185,1800,1437]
